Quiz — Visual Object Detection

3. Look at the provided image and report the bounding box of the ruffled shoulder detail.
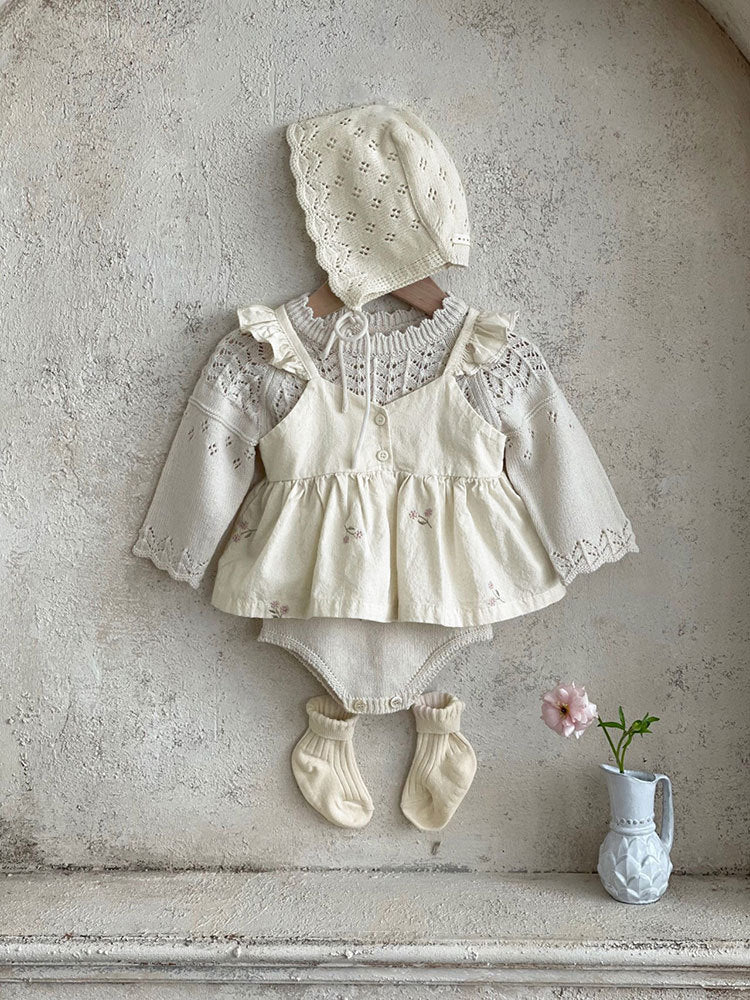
[237,304,311,381]
[457,310,520,375]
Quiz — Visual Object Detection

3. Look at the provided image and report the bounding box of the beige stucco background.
[0,0,748,875]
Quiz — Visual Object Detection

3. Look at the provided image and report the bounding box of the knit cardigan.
[133,294,637,590]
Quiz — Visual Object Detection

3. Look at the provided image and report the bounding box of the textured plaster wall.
[700,0,750,59]
[0,0,748,874]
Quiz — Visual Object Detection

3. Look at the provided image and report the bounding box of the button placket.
[373,408,392,466]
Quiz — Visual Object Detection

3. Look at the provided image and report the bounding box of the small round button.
[389,695,403,709]
[374,413,386,426]
[352,699,366,713]
[376,449,389,462]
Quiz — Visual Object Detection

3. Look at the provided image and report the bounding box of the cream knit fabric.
[292,695,373,828]
[259,614,492,716]
[287,104,470,309]
[401,692,477,831]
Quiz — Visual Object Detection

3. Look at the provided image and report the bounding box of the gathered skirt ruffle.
[211,470,565,626]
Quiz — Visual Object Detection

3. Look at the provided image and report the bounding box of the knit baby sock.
[292,695,374,829]
[400,692,477,831]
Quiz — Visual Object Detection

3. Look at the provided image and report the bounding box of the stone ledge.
[0,871,747,987]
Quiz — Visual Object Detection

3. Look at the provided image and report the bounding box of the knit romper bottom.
[210,301,563,713]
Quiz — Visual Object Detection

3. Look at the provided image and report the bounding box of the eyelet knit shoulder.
[457,316,552,422]
[237,303,311,381]
[455,310,521,375]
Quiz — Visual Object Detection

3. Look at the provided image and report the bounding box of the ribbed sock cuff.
[412,692,463,734]
[306,695,357,741]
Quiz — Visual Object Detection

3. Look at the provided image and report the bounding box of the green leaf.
[618,706,626,727]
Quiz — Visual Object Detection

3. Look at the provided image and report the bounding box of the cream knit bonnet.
[287,104,470,310]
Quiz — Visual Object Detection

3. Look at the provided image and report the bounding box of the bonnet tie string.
[321,308,372,467]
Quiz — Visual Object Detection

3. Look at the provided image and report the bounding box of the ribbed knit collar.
[284,291,469,356]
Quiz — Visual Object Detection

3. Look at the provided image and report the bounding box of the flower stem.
[598,716,623,772]
[619,731,635,769]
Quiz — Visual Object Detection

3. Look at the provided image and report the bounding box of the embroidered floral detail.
[487,581,505,607]
[343,524,364,544]
[231,518,256,543]
[409,507,433,528]
[268,600,289,618]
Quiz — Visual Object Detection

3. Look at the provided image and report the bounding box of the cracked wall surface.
[0,0,748,873]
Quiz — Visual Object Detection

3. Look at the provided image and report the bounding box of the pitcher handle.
[654,773,673,852]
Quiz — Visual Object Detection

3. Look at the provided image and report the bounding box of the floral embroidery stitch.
[409,507,433,528]
[343,524,364,544]
[269,600,289,618]
[487,581,505,606]
[232,518,256,543]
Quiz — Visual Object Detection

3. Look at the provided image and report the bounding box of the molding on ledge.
[0,871,747,987]
[1,937,748,987]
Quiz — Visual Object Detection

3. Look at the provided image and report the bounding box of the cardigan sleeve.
[463,321,638,585]
[132,327,300,588]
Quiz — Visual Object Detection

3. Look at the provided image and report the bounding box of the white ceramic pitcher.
[597,764,674,904]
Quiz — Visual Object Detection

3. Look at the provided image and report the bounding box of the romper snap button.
[389,695,403,709]
[374,413,386,426]
[376,449,389,462]
[352,699,366,713]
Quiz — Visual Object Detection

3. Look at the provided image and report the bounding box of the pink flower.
[424,507,433,518]
[541,683,597,739]
[343,525,363,543]
[409,510,418,519]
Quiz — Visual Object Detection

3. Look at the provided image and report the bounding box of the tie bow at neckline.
[322,309,373,466]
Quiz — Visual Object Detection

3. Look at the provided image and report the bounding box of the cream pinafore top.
[211,303,565,626]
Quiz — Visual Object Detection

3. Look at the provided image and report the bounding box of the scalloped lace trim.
[287,121,357,306]
[552,521,638,585]
[132,527,209,590]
